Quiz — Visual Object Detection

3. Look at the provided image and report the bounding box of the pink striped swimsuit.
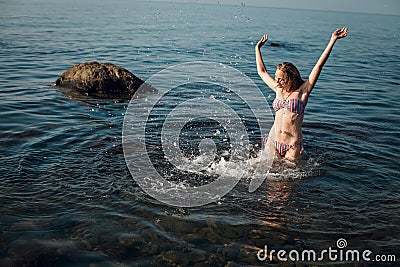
[271,98,305,157]
[272,98,305,114]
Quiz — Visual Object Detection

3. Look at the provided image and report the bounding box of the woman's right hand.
[256,34,268,48]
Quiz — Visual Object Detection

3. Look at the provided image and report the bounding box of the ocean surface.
[1,0,399,266]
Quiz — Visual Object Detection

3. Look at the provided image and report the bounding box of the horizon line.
[148,0,400,16]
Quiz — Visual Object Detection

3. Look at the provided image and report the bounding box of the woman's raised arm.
[303,27,348,94]
[255,34,277,92]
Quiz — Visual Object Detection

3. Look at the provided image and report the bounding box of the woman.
[256,27,348,161]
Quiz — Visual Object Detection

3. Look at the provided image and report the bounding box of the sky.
[154,0,400,15]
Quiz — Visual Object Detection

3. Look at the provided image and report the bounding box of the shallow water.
[1,0,400,266]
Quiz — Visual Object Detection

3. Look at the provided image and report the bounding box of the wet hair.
[276,62,304,90]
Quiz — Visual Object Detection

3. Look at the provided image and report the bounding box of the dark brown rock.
[269,42,285,47]
[55,62,150,99]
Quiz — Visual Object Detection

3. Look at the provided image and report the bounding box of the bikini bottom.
[263,135,305,157]
[274,140,304,157]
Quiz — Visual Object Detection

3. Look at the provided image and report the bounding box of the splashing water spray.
[123,61,274,207]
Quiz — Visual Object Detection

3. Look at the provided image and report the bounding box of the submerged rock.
[269,42,285,47]
[55,62,153,99]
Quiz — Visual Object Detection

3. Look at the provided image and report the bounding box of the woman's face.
[274,69,287,91]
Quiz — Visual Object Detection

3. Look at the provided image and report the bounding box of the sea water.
[1,0,399,265]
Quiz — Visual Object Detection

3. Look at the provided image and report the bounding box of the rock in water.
[269,42,285,47]
[55,62,147,99]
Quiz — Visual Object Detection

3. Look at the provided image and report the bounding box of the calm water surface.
[1,0,399,266]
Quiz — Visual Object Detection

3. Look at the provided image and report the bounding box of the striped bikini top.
[272,98,306,114]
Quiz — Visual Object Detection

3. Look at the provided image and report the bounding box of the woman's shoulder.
[297,83,310,104]
[299,81,311,95]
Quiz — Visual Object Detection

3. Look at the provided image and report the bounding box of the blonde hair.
[277,62,304,90]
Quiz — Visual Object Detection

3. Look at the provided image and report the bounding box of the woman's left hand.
[332,26,348,41]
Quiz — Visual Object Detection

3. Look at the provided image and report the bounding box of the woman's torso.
[273,88,308,145]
